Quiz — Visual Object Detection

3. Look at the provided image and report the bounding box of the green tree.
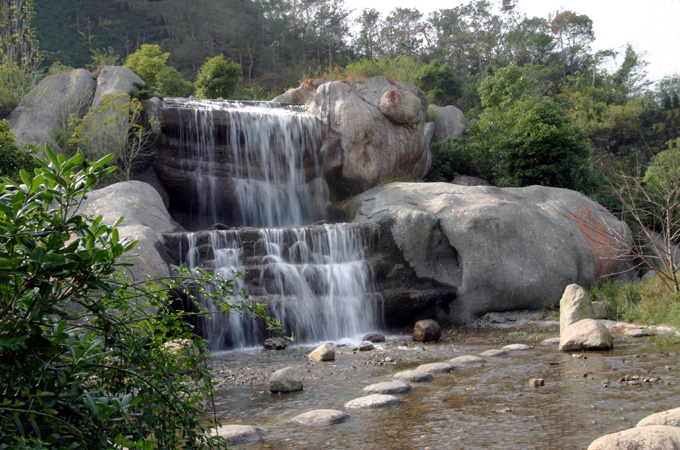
[470,65,592,189]
[0,146,284,447]
[125,44,192,97]
[195,55,241,99]
[415,59,461,106]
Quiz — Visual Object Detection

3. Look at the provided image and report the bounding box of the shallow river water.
[209,321,680,449]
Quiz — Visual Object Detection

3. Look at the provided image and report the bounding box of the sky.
[343,0,680,82]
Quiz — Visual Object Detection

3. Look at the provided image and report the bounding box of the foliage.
[594,138,680,293]
[470,65,592,190]
[588,277,680,328]
[0,119,39,180]
[86,47,121,73]
[195,55,241,99]
[125,44,192,97]
[0,64,38,119]
[0,0,42,118]
[427,137,481,182]
[67,92,159,181]
[415,60,461,106]
[0,146,284,448]
[329,55,423,85]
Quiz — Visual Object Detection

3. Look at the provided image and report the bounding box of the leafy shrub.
[0,119,39,180]
[195,55,241,99]
[0,147,283,448]
[427,137,482,182]
[125,44,192,97]
[415,59,461,106]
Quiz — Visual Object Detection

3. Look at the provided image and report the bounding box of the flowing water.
[162,99,380,349]
[209,327,680,449]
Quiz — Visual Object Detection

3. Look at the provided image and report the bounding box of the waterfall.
[162,98,381,349]
[162,98,328,229]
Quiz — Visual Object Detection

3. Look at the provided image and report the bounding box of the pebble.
[529,378,545,388]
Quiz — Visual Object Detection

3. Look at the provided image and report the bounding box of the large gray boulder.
[638,407,680,428]
[9,69,96,150]
[560,284,595,334]
[429,104,465,143]
[77,181,178,281]
[91,66,144,110]
[348,182,631,325]
[306,77,432,198]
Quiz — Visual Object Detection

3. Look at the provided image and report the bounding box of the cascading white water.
[181,224,380,350]
[164,99,381,349]
[163,98,327,228]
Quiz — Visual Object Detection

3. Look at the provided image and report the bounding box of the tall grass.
[588,274,680,328]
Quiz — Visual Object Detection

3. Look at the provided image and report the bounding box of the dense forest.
[6,0,677,155]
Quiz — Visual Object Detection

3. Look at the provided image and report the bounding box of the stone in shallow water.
[393,369,434,382]
[263,337,286,350]
[361,380,412,395]
[214,424,265,444]
[289,409,350,426]
[559,319,613,352]
[503,344,532,351]
[540,337,561,346]
[344,394,399,409]
[413,319,442,342]
[362,333,386,343]
[417,362,456,374]
[269,367,303,393]
[625,328,654,338]
[479,349,509,358]
[308,343,335,361]
[449,355,487,367]
[359,341,375,351]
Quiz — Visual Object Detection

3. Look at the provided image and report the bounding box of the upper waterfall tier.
[156,98,329,230]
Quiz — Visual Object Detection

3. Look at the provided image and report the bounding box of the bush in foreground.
[0,147,282,448]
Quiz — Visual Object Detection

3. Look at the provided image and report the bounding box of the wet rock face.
[349,182,632,325]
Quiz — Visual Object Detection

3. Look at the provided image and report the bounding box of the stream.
[208,320,679,449]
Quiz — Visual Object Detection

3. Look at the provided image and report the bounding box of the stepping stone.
[290,409,350,426]
[540,337,561,346]
[625,328,654,338]
[417,362,456,373]
[393,369,434,382]
[479,349,509,358]
[361,380,412,395]
[214,424,265,444]
[449,355,487,367]
[503,344,532,351]
[344,394,399,409]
